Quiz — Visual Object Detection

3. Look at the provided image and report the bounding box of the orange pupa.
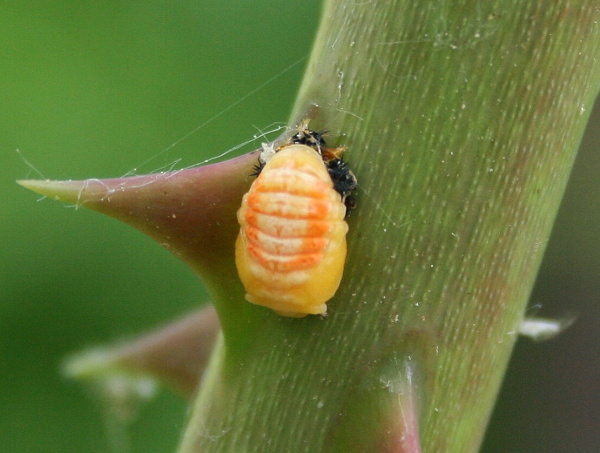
[235,144,349,317]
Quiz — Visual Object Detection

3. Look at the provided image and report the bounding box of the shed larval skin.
[236,144,348,317]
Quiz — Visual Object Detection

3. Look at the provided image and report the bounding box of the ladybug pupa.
[235,132,356,317]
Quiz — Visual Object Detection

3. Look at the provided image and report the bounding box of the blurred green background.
[1,2,597,452]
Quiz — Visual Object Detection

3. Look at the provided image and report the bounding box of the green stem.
[179,1,600,452]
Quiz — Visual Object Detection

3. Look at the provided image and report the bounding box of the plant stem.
[179,2,600,452]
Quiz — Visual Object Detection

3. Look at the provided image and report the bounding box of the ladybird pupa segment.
[260,121,357,216]
[236,144,348,317]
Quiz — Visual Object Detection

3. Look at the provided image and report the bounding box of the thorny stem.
[179,1,599,452]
